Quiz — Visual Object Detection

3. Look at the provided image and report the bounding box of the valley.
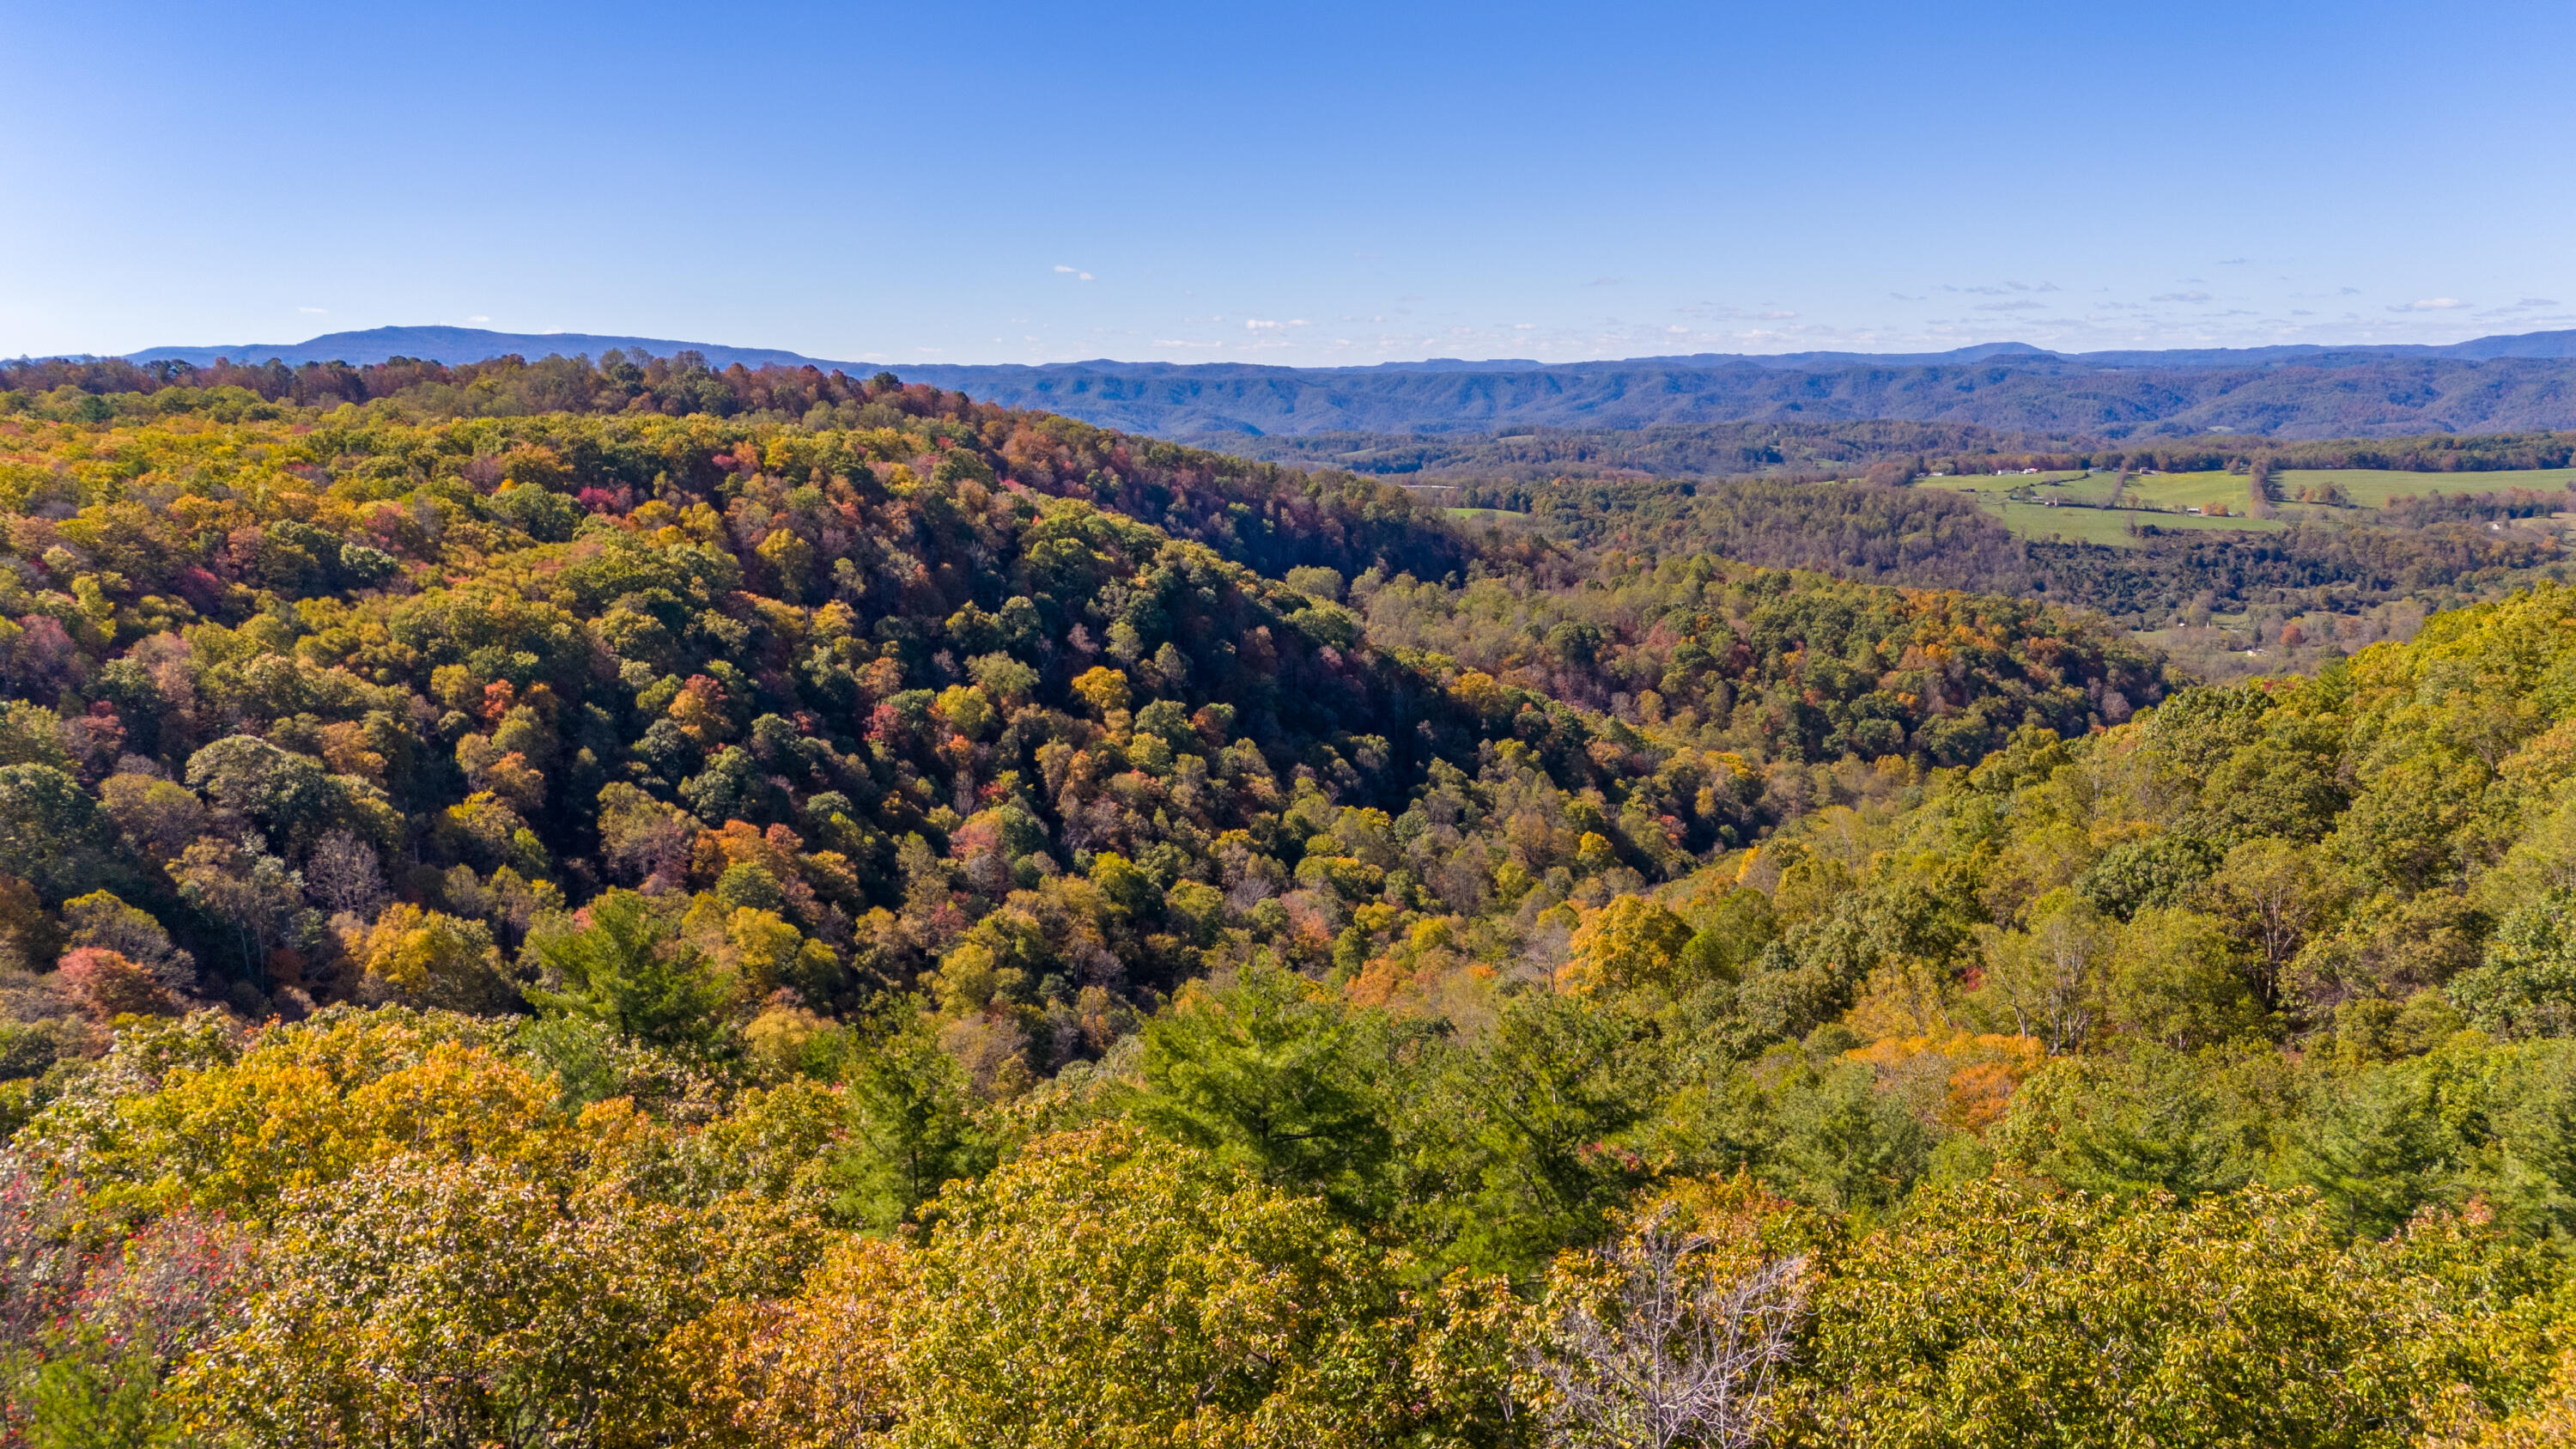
[2,350,2574,1445]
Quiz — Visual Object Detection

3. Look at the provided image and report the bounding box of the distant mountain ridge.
[125,325,827,372]
[104,323,2576,439]
[118,324,2576,374]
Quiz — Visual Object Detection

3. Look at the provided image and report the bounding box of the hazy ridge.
[99,323,2576,439]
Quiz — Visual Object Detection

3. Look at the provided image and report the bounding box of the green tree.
[1406,992,1668,1273]
[842,1007,995,1228]
[0,764,127,904]
[2105,906,2261,1050]
[525,890,732,1053]
[173,1154,765,1449]
[1787,1180,2535,1449]
[1992,1046,2263,1197]
[184,734,341,854]
[888,1125,1478,1449]
[1973,888,2114,1053]
[2451,887,2576,1039]
[1127,960,1395,1218]
[172,834,314,978]
[2206,837,2333,1012]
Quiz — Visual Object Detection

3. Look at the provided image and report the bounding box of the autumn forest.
[0,354,2573,1446]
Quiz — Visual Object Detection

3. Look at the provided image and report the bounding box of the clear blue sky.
[5,0,2571,366]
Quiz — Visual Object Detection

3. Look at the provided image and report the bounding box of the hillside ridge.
[112,322,2576,374]
[94,324,2576,439]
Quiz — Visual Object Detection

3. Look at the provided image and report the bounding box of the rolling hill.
[84,323,2576,439]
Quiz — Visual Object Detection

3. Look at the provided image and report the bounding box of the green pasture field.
[2115,471,2262,514]
[1920,464,2576,547]
[2273,467,2576,507]
[1443,507,1531,523]
[1919,470,2093,496]
[1989,500,2282,548]
[1927,472,2278,546]
[1927,467,2576,511]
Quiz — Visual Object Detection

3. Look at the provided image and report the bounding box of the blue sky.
[4,0,2571,366]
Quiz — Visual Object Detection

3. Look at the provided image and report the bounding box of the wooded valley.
[1,359,2573,1446]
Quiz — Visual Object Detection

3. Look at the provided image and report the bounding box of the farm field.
[2117,470,2258,514]
[1934,466,2576,515]
[1925,470,2229,514]
[1928,472,2277,545]
[1924,465,2576,545]
[2274,466,2576,506]
[1990,499,2283,547]
[1920,470,2097,499]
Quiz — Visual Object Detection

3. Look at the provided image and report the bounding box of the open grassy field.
[1921,470,2095,496]
[2117,471,2263,514]
[2274,467,2576,507]
[1926,472,2279,545]
[1926,470,2229,512]
[1443,506,1533,524]
[1989,501,2283,548]
[1917,466,2576,545]
[1932,466,2576,518]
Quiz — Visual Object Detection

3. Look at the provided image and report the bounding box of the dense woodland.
[27,350,2576,445]
[855,354,2576,438]
[1197,422,2085,484]
[1211,421,2576,485]
[1468,472,2573,631]
[3,367,2576,1445]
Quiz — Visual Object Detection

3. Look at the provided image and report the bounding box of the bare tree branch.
[1528,1206,1807,1449]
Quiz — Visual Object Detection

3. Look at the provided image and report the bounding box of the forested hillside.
[34,339,2576,441]
[2,370,2574,1446]
[1480,472,2573,633]
[1208,422,2576,484]
[891,355,2576,438]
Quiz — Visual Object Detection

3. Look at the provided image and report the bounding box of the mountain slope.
[884,356,2576,438]
[81,325,2576,438]
[126,324,837,371]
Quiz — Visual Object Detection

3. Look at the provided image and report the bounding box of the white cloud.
[467,314,489,323]
[2150,291,2211,302]
[298,306,328,314]
[1975,300,2049,312]
[1054,265,1095,280]
[1245,319,1280,331]
[2390,297,2468,312]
